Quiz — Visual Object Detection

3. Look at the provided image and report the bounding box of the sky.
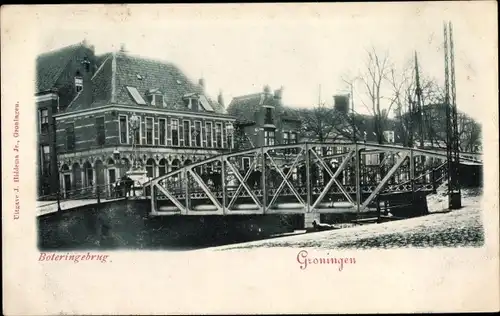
[32,3,497,122]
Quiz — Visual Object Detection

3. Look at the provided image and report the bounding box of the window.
[126,86,147,105]
[191,99,199,111]
[66,123,75,151]
[194,121,202,147]
[290,132,297,144]
[96,117,105,145]
[82,57,90,72]
[133,117,141,145]
[39,109,49,134]
[283,132,289,145]
[226,123,234,149]
[146,117,154,145]
[215,123,223,148]
[366,154,380,166]
[119,115,128,144]
[264,129,275,146]
[183,120,191,147]
[199,95,215,112]
[41,145,50,175]
[146,160,155,178]
[172,119,179,146]
[265,108,273,125]
[75,76,83,93]
[242,157,250,170]
[159,119,166,145]
[151,94,164,106]
[206,122,213,148]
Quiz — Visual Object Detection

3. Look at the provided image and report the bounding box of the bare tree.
[353,46,406,144]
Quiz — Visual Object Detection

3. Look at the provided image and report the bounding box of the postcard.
[1,3,499,315]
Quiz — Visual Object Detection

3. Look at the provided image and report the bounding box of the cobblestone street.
[220,189,484,250]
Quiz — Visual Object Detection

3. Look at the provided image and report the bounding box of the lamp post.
[227,123,234,153]
[129,113,141,170]
[126,113,148,195]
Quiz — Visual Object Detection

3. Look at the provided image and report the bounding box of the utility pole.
[414,51,425,180]
[443,21,461,210]
[449,21,462,208]
[414,51,424,148]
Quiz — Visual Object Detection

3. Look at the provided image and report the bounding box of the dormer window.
[151,94,165,106]
[146,88,164,107]
[81,57,90,72]
[191,98,199,111]
[75,72,83,93]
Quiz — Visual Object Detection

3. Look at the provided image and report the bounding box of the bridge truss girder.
[145,142,481,216]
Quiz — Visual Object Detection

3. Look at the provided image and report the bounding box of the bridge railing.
[36,179,144,207]
[143,142,481,216]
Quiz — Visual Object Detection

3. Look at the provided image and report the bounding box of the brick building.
[227,85,302,148]
[37,42,235,197]
[36,42,98,196]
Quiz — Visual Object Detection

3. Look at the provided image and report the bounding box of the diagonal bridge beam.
[310,149,356,210]
[224,155,263,210]
[266,147,306,210]
[361,151,409,210]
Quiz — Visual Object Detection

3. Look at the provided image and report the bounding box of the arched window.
[72,163,82,190]
[83,161,93,187]
[171,159,180,172]
[159,159,168,177]
[146,158,156,178]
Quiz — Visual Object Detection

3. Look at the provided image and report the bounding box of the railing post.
[305,143,311,213]
[150,184,156,215]
[57,190,62,212]
[221,157,227,215]
[431,168,437,194]
[184,168,190,212]
[355,143,361,213]
[261,146,266,213]
[97,185,101,205]
[410,149,415,206]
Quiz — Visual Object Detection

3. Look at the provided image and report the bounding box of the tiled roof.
[66,51,226,115]
[227,91,298,122]
[227,93,263,121]
[35,44,81,93]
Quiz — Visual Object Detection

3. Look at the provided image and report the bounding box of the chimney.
[217,90,224,107]
[119,43,127,53]
[274,86,283,99]
[334,94,349,114]
[263,85,271,95]
[198,78,205,91]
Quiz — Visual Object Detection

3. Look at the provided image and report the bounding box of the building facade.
[37,42,236,198]
[36,42,98,196]
[227,85,302,148]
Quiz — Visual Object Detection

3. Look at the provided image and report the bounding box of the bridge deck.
[37,198,126,216]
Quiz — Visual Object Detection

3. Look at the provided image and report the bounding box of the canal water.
[37,199,303,251]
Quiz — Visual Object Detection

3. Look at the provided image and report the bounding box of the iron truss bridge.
[143,142,482,216]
